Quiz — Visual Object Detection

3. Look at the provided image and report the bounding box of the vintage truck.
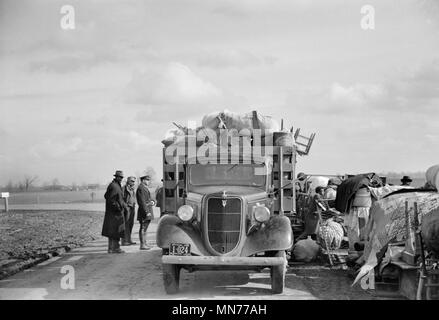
[156,114,314,294]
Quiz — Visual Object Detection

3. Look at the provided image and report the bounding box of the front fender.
[240,215,293,256]
[156,215,209,256]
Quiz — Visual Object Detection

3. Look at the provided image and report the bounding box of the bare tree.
[23,175,38,192]
[5,180,14,192]
[52,178,60,190]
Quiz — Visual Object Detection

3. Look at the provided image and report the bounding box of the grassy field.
[0,210,104,261]
[6,187,160,205]
[7,190,106,205]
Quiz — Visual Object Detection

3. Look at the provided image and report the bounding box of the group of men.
[101,170,163,253]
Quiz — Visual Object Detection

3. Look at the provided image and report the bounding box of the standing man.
[155,179,165,217]
[102,170,126,254]
[122,176,136,246]
[136,175,155,250]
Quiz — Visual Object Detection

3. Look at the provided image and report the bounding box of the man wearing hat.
[295,172,308,194]
[401,175,413,186]
[136,175,155,250]
[121,176,137,246]
[102,170,127,253]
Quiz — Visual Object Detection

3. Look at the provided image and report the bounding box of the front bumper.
[162,255,285,266]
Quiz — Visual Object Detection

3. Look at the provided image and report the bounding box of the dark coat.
[335,173,383,213]
[155,187,163,211]
[102,180,126,239]
[136,183,153,222]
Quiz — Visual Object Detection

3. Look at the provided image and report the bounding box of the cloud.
[195,49,277,68]
[329,82,386,109]
[28,52,119,74]
[288,59,439,117]
[127,131,158,151]
[30,137,83,159]
[126,62,222,106]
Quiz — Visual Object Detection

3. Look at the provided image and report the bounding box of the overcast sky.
[0,0,438,186]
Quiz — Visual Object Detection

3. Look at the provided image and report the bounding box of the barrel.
[273,132,294,147]
[352,187,372,207]
[426,165,439,189]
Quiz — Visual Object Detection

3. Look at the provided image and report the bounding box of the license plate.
[170,243,191,256]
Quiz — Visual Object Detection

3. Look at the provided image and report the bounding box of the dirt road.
[0,220,375,300]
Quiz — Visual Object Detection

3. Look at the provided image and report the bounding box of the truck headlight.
[254,205,270,222]
[177,205,194,221]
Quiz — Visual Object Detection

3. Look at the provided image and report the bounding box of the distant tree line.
[0,175,103,193]
[1,166,159,192]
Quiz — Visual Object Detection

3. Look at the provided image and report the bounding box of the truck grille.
[207,197,241,254]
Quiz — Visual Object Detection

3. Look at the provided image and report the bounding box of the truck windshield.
[189,164,266,187]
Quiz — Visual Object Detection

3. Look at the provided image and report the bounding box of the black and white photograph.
[0,0,439,306]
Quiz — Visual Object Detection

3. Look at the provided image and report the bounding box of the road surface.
[0,220,374,300]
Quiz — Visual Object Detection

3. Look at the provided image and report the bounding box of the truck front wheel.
[270,251,286,294]
[163,263,180,294]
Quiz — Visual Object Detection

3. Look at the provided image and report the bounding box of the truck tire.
[270,251,286,294]
[163,263,180,294]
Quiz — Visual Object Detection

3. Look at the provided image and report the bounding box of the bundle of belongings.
[292,236,321,262]
[161,109,282,148]
[350,165,439,287]
[202,109,280,135]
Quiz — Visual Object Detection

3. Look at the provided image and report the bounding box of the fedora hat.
[297,172,307,181]
[401,175,412,182]
[114,170,124,178]
[140,175,151,181]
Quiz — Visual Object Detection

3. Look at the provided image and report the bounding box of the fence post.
[1,192,10,212]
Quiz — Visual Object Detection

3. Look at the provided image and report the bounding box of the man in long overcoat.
[136,175,155,250]
[102,170,126,253]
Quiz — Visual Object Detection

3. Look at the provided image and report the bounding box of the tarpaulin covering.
[368,185,413,200]
[353,191,439,285]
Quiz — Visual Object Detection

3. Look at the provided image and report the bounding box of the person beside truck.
[102,170,126,254]
[136,175,155,250]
